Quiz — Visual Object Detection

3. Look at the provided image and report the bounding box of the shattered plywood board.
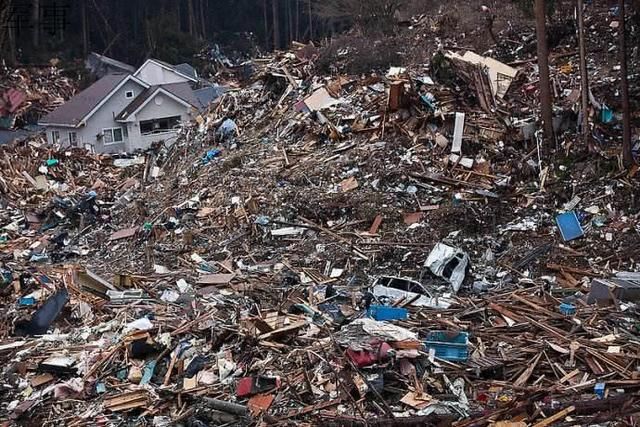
[197,274,236,285]
[303,87,341,111]
[109,227,137,241]
[446,51,518,98]
[103,390,150,412]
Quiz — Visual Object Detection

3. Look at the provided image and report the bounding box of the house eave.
[134,59,198,83]
[121,87,194,120]
[38,122,80,128]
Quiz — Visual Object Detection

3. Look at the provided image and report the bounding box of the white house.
[40,59,204,153]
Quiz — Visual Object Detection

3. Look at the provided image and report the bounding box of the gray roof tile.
[40,74,129,126]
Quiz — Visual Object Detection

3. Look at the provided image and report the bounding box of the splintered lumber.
[30,373,54,387]
[278,399,342,420]
[104,390,150,412]
[258,320,307,340]
[84,344,123,380]
[408,172,486,189]
[298,216,368,260]
[368,215,383,235]
[388,81,404,110]
[511,294,559,318]
[488,303,523,323]
[109,227,138,241]
[197,273,236,285]
[532,405,575,427]
[546,263,601,277]
[514,353,542,387]
[558,369,580,384]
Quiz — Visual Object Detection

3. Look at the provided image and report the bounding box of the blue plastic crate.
[424,331,469,362]
[18,297,36,306]
[367,305,408,321]
[559,303,576,316]
[556,211,584,241]
[594,382,605,399]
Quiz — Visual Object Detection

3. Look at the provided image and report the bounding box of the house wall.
[135,61,190,86]
[45,126,77,146]
[126,92,193,151]
[46,79,145,153]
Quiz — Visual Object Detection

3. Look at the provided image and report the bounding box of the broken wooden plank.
[104,390,150,412]
[388,81,404,111]
[368,215,383,235]
[512,294,559,318]
[298,216,368,260]
[339,176,359,192]
[403,212,423,225]
[30,373,54,387]
[109,227,138,241]
[278,398,342,420]
[558,369,580,384]
[532,405,575,427]
[21,171,38,187]
[514,353,542,387]
[546,263,601,277]
[197,274,236,285]
[488,303,523,324]
[248,394,275,416]
[258,321,307,341]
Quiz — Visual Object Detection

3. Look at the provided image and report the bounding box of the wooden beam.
[532,406,575,427]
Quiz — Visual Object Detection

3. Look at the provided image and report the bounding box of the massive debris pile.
[0,66,77,130]
[1,4,639,426]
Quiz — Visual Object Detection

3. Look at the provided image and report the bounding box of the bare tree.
[187,0,196,36]
[273,0,281,49]
[32,0,39,47]
[264,0,270,50]
[81,0,89,56]
[308,0,313,39]
[619,0,633,167]
[577,0,589,146]
[0,0,16,65]
[535,0,554,144]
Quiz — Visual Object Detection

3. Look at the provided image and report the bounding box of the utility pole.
[619,0,633,167]
[535,0,554,145]
[577,0,590,146]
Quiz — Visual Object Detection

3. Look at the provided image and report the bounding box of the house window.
[140,116,181,135]
[51,130,60,144]
[102,127,124,145]
[68,131,78,146]
[125,90,134,99]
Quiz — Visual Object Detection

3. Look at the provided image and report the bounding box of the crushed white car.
[371,276,454,309]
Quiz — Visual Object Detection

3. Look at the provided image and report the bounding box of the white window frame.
[140,115,182,136]
[51,130,60,144]
[102,127,124,145]
[68,131,78,147]
[125,90,134,99]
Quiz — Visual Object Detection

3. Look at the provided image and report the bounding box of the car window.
[387,278,409,291]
